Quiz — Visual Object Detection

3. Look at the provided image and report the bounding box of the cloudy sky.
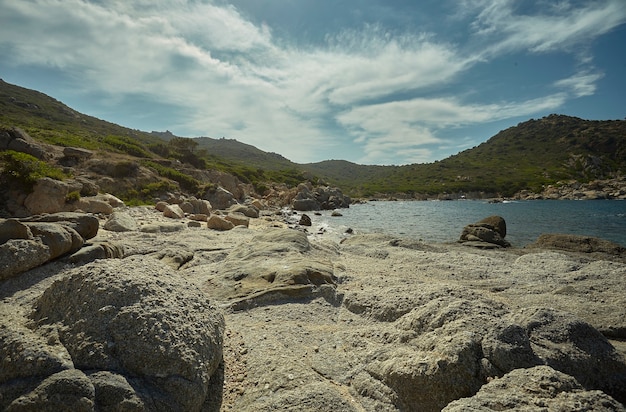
[1,0,625,165]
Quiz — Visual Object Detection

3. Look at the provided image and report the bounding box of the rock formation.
[459,215,511,248]
[1,257,225,411]
[292,182,351,211]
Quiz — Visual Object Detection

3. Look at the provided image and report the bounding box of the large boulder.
[459,215,510,248]
[0,239,50,281]
[103,211,138,232]
[344,283,626,411]
[14,256,226,411]
[292,183,351,211]
[207,214,235,231]
[23,178,74,215]
[0,127,49,160]
[21,212,99,240]
[443,366,625,411]
[204,228,338,307]
[203,186,237,210]
[163,204,185,219]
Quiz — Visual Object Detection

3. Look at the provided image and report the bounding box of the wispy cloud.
[555,71,604,97]
[470,0,626,57]
[0,0,624,164]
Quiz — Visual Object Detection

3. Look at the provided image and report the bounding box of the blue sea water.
[313,200,626,247]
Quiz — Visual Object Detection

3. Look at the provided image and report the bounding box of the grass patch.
[0,150,68,191]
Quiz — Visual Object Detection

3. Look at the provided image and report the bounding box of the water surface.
[313,200,626,247]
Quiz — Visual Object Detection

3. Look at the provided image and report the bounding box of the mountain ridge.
[1,79,625,199]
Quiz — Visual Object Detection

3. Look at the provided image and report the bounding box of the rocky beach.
[1,197,625,411]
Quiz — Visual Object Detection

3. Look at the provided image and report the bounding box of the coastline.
[1,206,625,410]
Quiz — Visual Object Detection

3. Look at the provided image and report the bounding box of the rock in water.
[460,215,510,247]
[12,256,225,411]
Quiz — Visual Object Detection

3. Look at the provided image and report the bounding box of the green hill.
[302,115,626,197]
[2,79,624,199]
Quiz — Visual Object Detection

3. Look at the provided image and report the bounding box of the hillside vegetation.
[0,79,309,198]
[1,79,624,199]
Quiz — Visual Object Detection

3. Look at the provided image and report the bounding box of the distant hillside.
[302,115,626,197]
[2,79,624,199]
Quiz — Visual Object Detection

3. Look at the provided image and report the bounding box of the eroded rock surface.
[1,256,225,411]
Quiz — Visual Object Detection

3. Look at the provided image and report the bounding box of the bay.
[313,200,626,247]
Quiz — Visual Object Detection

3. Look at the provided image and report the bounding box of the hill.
[2,79,624,199]
[302,115,626,197]
[0,79,311,201]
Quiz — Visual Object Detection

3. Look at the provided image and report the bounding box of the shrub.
[65,190,81,203]
[0,150,67,191]
[142,161,200,192]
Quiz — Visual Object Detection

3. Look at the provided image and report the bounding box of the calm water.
[313,200,626,247]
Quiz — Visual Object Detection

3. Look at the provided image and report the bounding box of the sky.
[1,0,625,165]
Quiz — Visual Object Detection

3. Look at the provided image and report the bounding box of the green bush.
[142,161,200,192]
[0,150,67,191]
[65,190,81,203]
[103,135,152,158]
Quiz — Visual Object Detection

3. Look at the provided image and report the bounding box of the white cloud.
[471,0,626,57]
[555,71,604,97]
[0,0,622,165]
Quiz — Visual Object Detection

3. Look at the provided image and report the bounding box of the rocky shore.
[1,201,626,411]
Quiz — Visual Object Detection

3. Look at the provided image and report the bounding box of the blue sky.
[1,0,625,165]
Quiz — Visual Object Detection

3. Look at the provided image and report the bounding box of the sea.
[311,199,626,247]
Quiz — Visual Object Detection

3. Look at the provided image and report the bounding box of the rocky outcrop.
[103,211,138,232]
[459,215,511,248]
[207,214,235,231]
[443,366,626,411]
[203,186,238,210]
[0,257,226,411]
[0,213,99,279]
[516,177,626,200]
[0,127,50,160]
[527,233,625,257]
[199,228,338,307]
[292,183,351,211]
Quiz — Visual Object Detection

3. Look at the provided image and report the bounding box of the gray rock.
[293,198,320,211]
[225,212,249,228]
[6,369,95,412]
[189,198,212,215]
[21,212,100,240]
[150,247,194,270]
[0,239,50,280]
[26,222,84,259]
[139,223,185,233]
[67,242,125,264]
[443,366,626,412]
[29,256,225,411]
[87,371,144,411]
[163,204,185,219]
[228,204,259,218]
[460,215,510,247]
[63,146,93,161]
[210,228,337,306]
[0,219,32,244]
[207,214,235,231]
[23,178,70,215]
[68,197,114,215]
[103,211,138,232]
[203,186,237,210]
[299,213,312,226]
